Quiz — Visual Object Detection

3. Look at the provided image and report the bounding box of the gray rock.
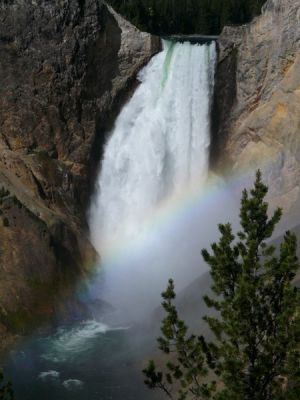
[212,0,300,222]
[0,0,160,345]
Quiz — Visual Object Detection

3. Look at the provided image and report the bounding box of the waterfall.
[89,40,217,317]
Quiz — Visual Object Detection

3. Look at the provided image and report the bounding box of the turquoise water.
[3,319,161,400]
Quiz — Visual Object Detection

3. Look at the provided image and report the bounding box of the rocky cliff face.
[0,0,159,341]
[213,0,300,222]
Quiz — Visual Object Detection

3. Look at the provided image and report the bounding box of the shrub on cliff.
[0,370,14,400]
[143,171,300,399]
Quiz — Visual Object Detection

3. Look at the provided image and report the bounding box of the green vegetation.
[0,370,14,400]
[107,0,267,35]
[143,171,300,399]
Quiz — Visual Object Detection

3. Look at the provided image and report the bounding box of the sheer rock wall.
[0,0,159,341]
[212,0,300,221]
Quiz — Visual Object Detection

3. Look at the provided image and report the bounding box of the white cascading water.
[89,40,221,318]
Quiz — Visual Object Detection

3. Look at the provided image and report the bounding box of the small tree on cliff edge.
[143,171,300,400]
[0,370,14,400]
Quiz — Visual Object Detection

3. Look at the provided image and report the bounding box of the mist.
[90,181,240,321]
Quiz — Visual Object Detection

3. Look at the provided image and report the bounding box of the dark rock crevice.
[210,44,238,169]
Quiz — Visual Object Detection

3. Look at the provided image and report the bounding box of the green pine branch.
[143,170,300,400]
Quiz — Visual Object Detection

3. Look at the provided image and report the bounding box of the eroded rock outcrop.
[213,0,300,221]
[0,0,159,341]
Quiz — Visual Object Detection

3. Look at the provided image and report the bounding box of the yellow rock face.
[216,0,300,220]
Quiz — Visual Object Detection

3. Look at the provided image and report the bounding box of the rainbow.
[94,167,260,266]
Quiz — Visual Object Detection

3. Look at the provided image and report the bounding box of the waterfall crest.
[89,40,217,315]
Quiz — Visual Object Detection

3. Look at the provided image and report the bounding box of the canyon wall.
[213,0,300,223]
[1,0,299,346]
[0,0,159,343]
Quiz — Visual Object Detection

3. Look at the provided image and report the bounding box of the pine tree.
[0,370,14,400]
[107,0,267,35]
[143,171,300,399]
